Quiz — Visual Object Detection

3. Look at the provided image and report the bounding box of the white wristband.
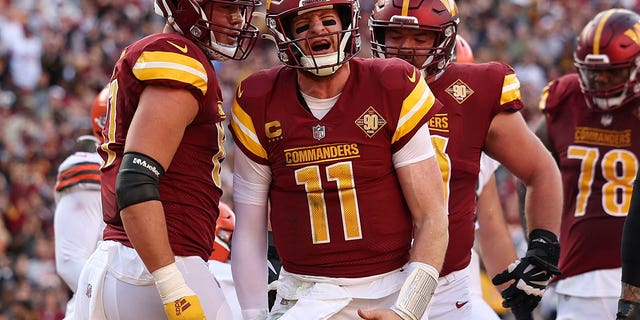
[152,262,195,304]
[393,262,439,320]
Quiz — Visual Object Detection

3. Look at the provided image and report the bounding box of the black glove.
[492,229,561,318]
[617,300,640,320]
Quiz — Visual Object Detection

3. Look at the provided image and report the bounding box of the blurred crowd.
[0,0,637,318]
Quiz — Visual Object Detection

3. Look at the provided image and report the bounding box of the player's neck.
[297,63,350,99]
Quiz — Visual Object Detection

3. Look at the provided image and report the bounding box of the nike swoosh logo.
[167,41,188,53]
[455,301,469,309]
[408,68,416,83]
[237,84,243,98]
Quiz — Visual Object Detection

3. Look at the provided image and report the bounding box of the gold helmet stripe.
[594,9,617,55]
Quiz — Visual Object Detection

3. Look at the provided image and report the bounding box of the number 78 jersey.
[229,58,442,278]
[540,73,640,280]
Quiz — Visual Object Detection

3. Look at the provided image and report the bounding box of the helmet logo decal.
[439,0,456,16]
[445,79,474,104]
[355,106,387,138]
[624,23,640,47]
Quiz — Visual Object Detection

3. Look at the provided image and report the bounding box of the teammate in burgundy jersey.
[369,0,563,319]
[72,1,261,319]
[229,0,448,319]
[539,9,640,320]
[54,87,107,319]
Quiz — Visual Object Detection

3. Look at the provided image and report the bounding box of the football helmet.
[574,8,640,111]
[454,35,474,63]
[210,201,235,262]
[91,85,109,143]
[369,0,459,78]
[265,0,361,76]
[154,0,261,61]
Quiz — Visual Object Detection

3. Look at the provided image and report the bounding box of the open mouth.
[309,39,332,54]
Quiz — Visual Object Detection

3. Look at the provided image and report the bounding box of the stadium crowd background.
[0,0,636,319]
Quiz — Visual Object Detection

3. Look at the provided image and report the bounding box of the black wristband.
[622,174,640,287]
[526,229,561,274]
[617,299,640,320]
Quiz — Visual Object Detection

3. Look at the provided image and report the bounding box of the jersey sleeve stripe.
[500,73,522,105]
[55,163,101,191]
[392,77,436,143]
[133,51,208,95]
[538,83,551,111]
[230,99,268,160]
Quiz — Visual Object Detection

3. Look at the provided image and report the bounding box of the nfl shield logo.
[312,124,325,140]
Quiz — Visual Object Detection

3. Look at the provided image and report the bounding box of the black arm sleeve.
[622,170,640,287]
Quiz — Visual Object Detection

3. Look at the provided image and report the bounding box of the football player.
[72,0,261,319]
[619,170,640,320]
[538,8,640,320]
[229,0,449,318]
[369,0,563,319]
[54,86,107,318]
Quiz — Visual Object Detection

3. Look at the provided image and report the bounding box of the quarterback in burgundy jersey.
[370,0,563,319]
[539,9,640,320]
[230,0,448,318]
[73,0,261,319]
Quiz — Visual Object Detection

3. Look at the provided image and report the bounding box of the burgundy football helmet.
[265,0,361,76]
[369,0,459,77]
[154,0,261,61]
[574,8,640,111]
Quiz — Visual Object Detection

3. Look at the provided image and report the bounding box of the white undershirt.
[300,91,340,120]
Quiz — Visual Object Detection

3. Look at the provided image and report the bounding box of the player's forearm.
[523,159,562,235]
[121,201,175,273]
[477,227,517,278]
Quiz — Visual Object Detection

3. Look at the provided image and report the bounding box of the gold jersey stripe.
[231,99,268,160]
[393,77,436,143]
[133,51,208,95]
[538,82,552,111]
[500,73,522,105]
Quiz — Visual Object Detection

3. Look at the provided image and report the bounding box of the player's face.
[290,9,343,56]
[207,1,245,45]
[384,27,436,69]
[579,66,630,93]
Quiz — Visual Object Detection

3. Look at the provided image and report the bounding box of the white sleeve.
[476,152,501,196]
[54,190,105,292]
[232,149,271,205]
[393,123,435,168]
[231,146,270,317]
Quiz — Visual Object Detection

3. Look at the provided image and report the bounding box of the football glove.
[617,300,640,320]
[492,229,561,316]
[153,262,206,320]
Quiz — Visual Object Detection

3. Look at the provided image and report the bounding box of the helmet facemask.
[266,1,361,76]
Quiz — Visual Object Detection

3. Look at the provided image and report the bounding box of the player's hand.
[153,262,206,320]
[357,308,403,320]
[617,299,640,320]
[163,295,206,320]
[492,229,560,317]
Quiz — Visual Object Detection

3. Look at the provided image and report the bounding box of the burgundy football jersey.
[230,57,442,278]
[99,33,226,260]
[541,73,640,279]
[428,62,524,276]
